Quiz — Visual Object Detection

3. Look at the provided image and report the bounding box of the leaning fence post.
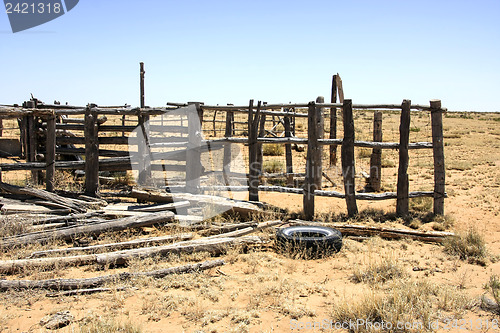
[369,111,383,192]
[303,101,320,220]
[45,112,56,192]
[430,99,445,215]
[396,99,411,216]
[342,99,358,217]
[330,74,338,166]
[315,96,325,190]
[248,100,261,202]
[137,112,151,185]
[84,105,99,197]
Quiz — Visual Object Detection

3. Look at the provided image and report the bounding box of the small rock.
[40,311,74,330]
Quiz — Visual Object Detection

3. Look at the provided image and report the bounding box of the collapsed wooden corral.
[0,73,446,219]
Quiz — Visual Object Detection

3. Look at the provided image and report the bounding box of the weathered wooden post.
[283,109,294,187]
[137,62,151,185]
[45,112,56,192]
[431,99,445,215]
[315,96,325,190]
[84,105,99,197]
[330,74,338,166]
[303,100,322,220]
[396,100,411,216]
[342,99,358,216]
[369,111,383,192]
[248,100,261,202]
[256,114,266,175]
[140,62,145,108]
[223,111,234,184]
[186,103,203,194]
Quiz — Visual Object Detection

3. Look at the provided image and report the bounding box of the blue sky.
[1,0,499,111]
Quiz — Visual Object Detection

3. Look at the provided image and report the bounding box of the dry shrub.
[409,197,433,212]
[443,227,488,265]
[263,160,284,173]
[352,256,406,284]
[263,144,284,156]
[78,313,142,333]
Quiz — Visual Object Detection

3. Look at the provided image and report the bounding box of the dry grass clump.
[78,313,142,333]
[0,215,31,238]
[263,144,284,156]
[331,280,474,333]
[409,197,433,212]
[262,160,284,173]
[485,275,500,313]
[443,227,488,265]
[352,256,406,284]
[447,161,473,171]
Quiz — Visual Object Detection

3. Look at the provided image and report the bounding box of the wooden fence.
[0,96,446,218]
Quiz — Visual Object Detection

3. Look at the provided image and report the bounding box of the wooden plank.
[330,74,338,166]
[369,111,383,192]
[256,114,266,175]
[396,100,411,217]
[431,99,445,215]
[84,106,99,197]
[342,99,358,216]
[315,96,325,189]
[45,114,56,192]
[222,111,233,185]
[104,201,190,213]
[137,113,151,185]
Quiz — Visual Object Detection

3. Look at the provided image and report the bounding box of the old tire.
[276,225,342,258]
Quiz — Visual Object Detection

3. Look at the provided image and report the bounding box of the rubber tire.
[276,226,342,257]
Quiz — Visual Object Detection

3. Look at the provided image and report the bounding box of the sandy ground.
[0,111,499,332]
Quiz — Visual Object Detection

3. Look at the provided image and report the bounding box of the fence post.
[430,99,445,215]
[330,74,338,166]
[137,112,151,185]
[315,96,325,190]
[186,104,203,194]
[369,111,383,192]
[283,109,294,187]
[223,111,234,185]
[248,100,261,202]
[256,114,266,175]
[342,99,358,216]
[397,100,411,216]
[303,101,320,220]
[84,105,99,196]
[140,62,145,108]
[45,113,56,192]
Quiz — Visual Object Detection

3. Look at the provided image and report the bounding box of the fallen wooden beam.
[28,233,194,258]
[0,211,175,248]
[0,182,89,213]
[46,287,128,297]
[0,259,225,291]
[288,220,454,243]
[0,236,261,274]
[31,211,105,226]
[130,189,262,216]
[104,201,190,213]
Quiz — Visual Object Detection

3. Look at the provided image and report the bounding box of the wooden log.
[0,237,259,275]
[208,220,281,238]
[369,111,383,192]
[288,220,453,243]
[28,233,194,258]
[431,100,445,215]
[336,75,345,103]
[84,106,99,197]
[104,201,190,213]
[342,99,358,216]
[303,101,319,220]
[0,211,175,248]
[283,110,294,187]
[396,100,411,217]
[46,287,128,297]
[200,222,259,236]
[45,113,56,192]
[330,74,338,166]
[0,182,88,213]
[0,260,225,291]
[186,104,203,194]
[248,100,261,202]
[31,211,105,225]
